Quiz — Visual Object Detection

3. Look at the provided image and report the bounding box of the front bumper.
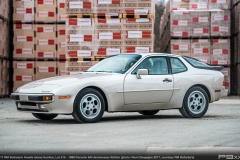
[10,93,55,112]
[10,93,74,114]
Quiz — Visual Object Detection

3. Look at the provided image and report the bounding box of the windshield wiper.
[94,71,113,73]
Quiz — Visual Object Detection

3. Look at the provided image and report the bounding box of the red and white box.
[35,7,56,22]
[211,39,230,65]
[13,24,35,59]
[190,11,210,37]
[35,61,57,80]
[171,39,191,56]
[191,39,211,64]
[211,10,230,37]
[13,0,34,22]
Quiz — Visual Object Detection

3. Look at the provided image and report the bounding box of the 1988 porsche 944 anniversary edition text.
[10,53,229,123]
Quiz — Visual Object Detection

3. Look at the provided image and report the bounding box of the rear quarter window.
[170,57,187,74]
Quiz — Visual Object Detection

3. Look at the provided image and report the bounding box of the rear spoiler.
[212,66,224,71]
[195,66,224,71]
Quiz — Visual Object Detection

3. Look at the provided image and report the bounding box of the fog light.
[17,103,21,108]
[38,104,45,110]
[42,96,52,101]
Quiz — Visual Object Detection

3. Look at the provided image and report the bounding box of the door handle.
[163,78,172,82]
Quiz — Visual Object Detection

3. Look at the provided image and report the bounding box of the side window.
[132,57,169,75]
[170,57,187,74]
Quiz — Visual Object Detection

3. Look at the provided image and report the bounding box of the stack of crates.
[0,0,10,97]
[65,0,155,74]
[159,0,232,93]
[12,0,67,92]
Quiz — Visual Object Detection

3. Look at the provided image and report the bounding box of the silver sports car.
[10,53,228,123]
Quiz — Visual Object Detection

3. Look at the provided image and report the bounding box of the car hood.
[16,72,119,92]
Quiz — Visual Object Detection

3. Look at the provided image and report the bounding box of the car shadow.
[15,114,222,125]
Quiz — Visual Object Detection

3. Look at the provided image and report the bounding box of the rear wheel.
[32,113,58,120]
[72,88,105,123]
[179,87,209,118]
[139,110,159,115]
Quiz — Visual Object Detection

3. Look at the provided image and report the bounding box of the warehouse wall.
[0,0,11,98]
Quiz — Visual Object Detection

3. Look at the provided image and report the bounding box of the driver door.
[123,56,174,105]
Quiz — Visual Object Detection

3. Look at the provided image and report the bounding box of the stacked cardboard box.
[0,1,10,97]
[65,0,155,74]
[160,0,232,93]
[13,0,34,22]
[230,1,240,95]
[35,0,56,23]
[12,61,35,92]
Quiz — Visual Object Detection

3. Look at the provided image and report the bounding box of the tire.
[179,86,209,118]
[32,113,58,120]
[72,88,105,123]
[139,110,159,115]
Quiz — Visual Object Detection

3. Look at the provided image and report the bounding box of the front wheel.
[32,113,58,120]
[139,110,159,115]
[72,88,105,123]
[179,87,209,118]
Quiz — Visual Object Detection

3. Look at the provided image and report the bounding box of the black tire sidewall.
[73,88,105,123]
[183,87,209,118]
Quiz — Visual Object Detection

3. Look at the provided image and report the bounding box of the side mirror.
[136,69,149,79]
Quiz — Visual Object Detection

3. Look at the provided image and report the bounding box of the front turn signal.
[42,96,52,101]
[59,95,71,99]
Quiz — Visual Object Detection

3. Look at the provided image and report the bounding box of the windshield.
[183,56,212,67]
[86,54,142,74]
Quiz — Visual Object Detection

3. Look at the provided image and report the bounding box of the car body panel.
[10,53,228,115]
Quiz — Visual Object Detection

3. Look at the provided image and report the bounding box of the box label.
[106,19,121,24]
[99,32,113,39]
[69,34,84,42]
[127,31,142,38]
[106,48,121,55]
[69,2,83,8]
[211,0,227,3]
[16,48,33,54]
[172,20,188,26]
[173,45,189,51]
[22,75,33,81]
[16,63,33,69]
[16,8,33,14]
[134,9,148,15]
[212,15,229,21]
[77,50,92,57]
[98,0,112,4]
[192,48,209,54]
[193,28,209,34]
[136,47,150,53]
[191,3,208,9]
[213,49,229,54]
[135,18,150,22]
